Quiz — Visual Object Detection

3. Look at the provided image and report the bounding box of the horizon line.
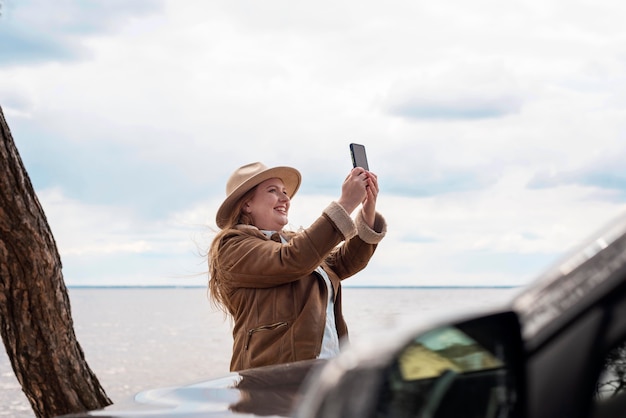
[66,284,522,289]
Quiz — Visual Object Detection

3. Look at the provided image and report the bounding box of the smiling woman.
[208,161,387,372]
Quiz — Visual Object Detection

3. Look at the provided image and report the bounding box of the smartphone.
[350,143,369,171]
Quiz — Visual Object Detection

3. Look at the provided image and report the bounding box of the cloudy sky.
[2,0,626,287]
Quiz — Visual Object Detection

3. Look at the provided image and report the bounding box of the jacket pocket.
[245,321,288,350]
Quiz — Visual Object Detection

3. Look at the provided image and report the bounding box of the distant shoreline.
[66,285,522,289]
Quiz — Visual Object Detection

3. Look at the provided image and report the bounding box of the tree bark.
[0,107,112,417]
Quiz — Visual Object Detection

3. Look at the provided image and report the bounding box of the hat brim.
[216,166,301,229]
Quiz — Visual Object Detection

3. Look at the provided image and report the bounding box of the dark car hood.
[71,360,326,418]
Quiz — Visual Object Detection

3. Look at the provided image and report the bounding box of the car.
[63,213,626,418]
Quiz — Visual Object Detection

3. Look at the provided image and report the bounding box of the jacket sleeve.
[216,202,359,288]
[324,210,387,280]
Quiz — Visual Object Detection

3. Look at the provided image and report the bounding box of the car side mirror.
[295,311,526,418]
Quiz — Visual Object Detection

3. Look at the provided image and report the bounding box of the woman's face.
[245,178,290,231]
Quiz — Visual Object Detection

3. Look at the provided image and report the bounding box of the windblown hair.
[208,186,257,314]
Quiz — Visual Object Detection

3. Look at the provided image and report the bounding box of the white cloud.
[37,187,208,285]
[4,0,626,286]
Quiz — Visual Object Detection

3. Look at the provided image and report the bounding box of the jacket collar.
[234,224,284,242]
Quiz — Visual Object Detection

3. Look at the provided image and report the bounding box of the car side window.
[596,341,626,400]
[594,341,626,418]
[375,324,520,418]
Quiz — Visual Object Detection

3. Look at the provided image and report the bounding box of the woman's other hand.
[362,171,378,228]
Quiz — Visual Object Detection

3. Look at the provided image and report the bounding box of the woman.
[209,161,386,371]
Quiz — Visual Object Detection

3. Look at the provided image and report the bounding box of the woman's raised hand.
[337,168,371,215]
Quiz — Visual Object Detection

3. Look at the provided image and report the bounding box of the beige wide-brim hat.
[216,162,302,229]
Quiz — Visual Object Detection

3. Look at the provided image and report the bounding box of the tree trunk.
[0,107,112,417]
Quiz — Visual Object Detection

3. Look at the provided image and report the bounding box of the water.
[0,286,520,417]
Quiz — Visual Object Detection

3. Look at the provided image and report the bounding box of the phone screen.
[350,143,369,170]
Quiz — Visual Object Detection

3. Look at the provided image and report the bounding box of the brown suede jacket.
[214,201,387,371]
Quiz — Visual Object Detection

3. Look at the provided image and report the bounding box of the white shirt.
[315,265,341,358]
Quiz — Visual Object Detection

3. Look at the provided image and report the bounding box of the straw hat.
[216,162,302,229]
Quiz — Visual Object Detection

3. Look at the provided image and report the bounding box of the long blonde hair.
[208,187,257,314]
